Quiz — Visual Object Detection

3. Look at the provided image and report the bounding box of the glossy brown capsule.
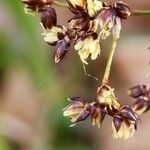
[41,7,57,29]
[128,85,150,98]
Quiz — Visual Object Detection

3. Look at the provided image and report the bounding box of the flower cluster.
[63,84,150,139]
[68,0,131,64]
[21,0,150,140]
[22,0,131,64]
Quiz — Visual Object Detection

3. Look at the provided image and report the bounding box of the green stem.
[131,10,150,16]
[102,38,118,85]
[53,1,68,8]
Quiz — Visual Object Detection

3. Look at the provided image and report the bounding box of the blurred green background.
[0,0,150,150]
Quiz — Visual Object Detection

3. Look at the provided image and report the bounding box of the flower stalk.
[131,10,150,16]
[53,1,68,8]
[102,37,118,85]
[53,1,150,17]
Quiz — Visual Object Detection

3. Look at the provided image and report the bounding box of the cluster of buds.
[21,0,131,64]
[63,84,150,139]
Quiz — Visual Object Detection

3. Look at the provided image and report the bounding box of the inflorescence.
[21,0,150,139]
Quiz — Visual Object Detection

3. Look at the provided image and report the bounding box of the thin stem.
[53,1,150,16]
[53,1,68,8]
[102,38,118,85]
[131,10,150,16]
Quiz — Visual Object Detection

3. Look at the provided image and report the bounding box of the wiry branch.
[131,10,150,16]
[53,1,150,16]
[53,1,68,8]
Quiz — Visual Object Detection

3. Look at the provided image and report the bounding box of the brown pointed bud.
[113,1,131,19]
[90,102,107,128]
[41,7,56,29]
[69,12,90,32]
[54,38,70,63]
[121,106,140,122]
[128,85,150,98]
[113,115,123,131]
[68,97,84,102]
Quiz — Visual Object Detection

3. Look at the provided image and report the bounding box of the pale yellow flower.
[68,0,86,8]
[87,0,103,17]
[112,121,135,139]
[74,36,101,64]
[43,26,62,44]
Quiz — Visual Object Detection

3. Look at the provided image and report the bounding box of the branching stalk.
[53,1,68,8]
[102,38,118,85]
[53,1,150,16]
[131,10,150,16]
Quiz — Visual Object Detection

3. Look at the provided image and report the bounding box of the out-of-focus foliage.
[0,0,51,85]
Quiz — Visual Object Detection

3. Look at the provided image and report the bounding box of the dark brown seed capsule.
[113,115,123,131]
[121,106,140,122]
[41,7,57,29]
[128,85,150,98]
[54,39,70,63]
